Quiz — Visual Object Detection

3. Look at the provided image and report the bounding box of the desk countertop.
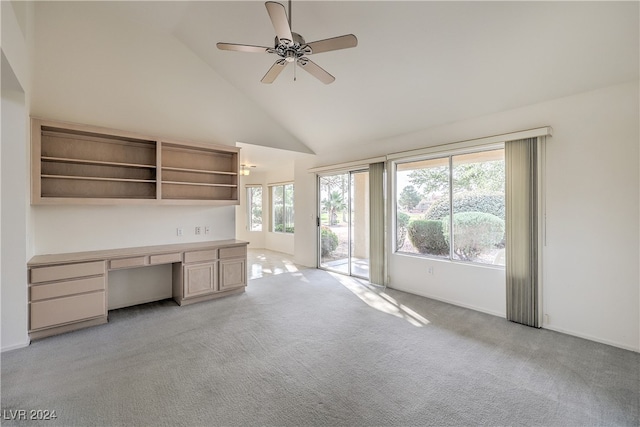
[28,239,249,267]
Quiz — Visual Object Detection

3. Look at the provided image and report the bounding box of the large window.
[395,148,505,266]
[271,183,294,233]
[246,186,262,231]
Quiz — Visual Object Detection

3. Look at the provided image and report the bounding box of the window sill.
[392,251,505,270]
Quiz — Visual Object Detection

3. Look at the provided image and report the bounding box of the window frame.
[392,143,506,268]
[269,182,295,234]
[246,185,263,232]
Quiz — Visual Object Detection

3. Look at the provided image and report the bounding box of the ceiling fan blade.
[265,2,293,44]
[217,43,271,54]
[306,34,358,55]
[261,59,288,84]
[297,58,335,84]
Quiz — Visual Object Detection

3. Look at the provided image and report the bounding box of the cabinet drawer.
[150,252,182,265]
[184,249,218,263]
[31,261,105,284]
[31,276,105,301]
[30,291,106,330]
[110,256,147,270]
[219,246,246,259]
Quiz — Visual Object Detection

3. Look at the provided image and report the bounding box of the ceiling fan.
[217,1,357,84]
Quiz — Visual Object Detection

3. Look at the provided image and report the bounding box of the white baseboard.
[386,284,506,319]
[543,324,639,353]
[1,338,30,353]
[387,285,639,353]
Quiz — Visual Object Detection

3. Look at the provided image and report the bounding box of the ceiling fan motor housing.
[272,32,312,62]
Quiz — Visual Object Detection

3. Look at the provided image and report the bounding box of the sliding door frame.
[317,168,370,280]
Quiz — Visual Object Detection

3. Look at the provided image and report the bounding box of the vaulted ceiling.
[31,1,639,171]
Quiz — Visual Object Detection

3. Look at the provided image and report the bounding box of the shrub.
[274,225,294,233]
[442,212,505,261]
[396,212,410,250]
[407,220,449,255]
[320,226,339,257]
[425,192,505,220]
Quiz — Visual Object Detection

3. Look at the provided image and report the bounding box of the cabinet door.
[183,262,217,298]
[220,259,246,291]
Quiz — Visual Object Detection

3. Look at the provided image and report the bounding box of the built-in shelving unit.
[31,118,239,205]
[161,143,238,201]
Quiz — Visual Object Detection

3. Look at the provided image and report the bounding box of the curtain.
[505,137,539,327]
[369,162,385,286]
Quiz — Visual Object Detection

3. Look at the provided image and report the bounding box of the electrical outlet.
[195,226,201,235]
[176,227,183,237]
[204,226,210,235]
[428,266,434,275]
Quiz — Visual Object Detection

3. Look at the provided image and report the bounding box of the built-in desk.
[27,240,248,340]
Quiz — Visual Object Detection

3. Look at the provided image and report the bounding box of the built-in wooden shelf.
[31,118,240,205]
[41,156,156,169]
[42,175,157,184]
[161,166,236,176]
[161,181,237,188]
[160,142,238,201]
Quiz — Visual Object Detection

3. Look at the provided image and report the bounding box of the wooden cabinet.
[179,248,219,303]
[183,262,218,298]
[29,261,107,339]
[171,245,247,297]
[220,259,246,291]
[28,240,248,338]
[219,245,247,291]
[172,244,247,306]
[31,118,239,205]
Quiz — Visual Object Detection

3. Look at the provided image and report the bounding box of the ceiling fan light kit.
[217,1,357,84]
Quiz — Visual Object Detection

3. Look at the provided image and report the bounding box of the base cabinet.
[172,244,247,306]
[29,261,107,339]
[184,262,218,298]
[29,240,248,338]
[220,259,246,291]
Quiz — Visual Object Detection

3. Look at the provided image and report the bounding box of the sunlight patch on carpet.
[331,272,430,327]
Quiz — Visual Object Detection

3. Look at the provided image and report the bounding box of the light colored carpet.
[1,269,638,426]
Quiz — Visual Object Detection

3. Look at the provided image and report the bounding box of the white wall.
[30,2,303,153]
[1,70,29,351]
[1,0,32,352]
[31,205,235,254]
[265,231,295,256]
[294,160,318,267]
[295,81,640,351]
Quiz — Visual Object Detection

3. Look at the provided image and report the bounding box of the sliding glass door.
[318,170,369,279]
